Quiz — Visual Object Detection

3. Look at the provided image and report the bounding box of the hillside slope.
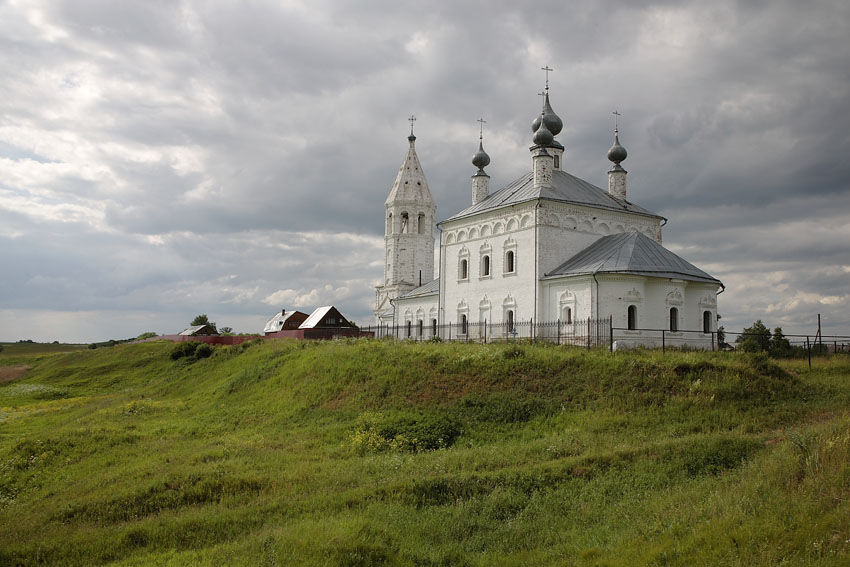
[1,339,848,566]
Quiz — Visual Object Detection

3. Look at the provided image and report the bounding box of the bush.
[195,344,214,359]
[351,411,461,453]
[170,341,216,361]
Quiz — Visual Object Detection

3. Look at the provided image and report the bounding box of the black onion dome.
[533,114,554,146]
[472,140,490,171]
[531,93,563,137]
[607,133,627,164]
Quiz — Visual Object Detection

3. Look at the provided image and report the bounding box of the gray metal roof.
[444,169,662,223]
[545,231,722,285]
[397,278,440,299]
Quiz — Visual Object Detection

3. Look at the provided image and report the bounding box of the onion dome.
[532,112,554,146]
[531,93,563,137]
[472,140,490,172]
[607,132,627,165]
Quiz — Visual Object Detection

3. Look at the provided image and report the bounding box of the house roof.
[397,278,440,300]
[443,170,663,223]
[545,231,722,285]
[262,310,306,333]
[179,324,213,336]
[299,306,352,329]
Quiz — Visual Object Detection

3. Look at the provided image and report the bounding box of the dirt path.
[0,366,31,383]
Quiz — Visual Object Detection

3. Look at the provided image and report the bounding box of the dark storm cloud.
[1,0,848,341]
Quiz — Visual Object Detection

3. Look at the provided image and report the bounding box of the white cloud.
[0,0,848,341]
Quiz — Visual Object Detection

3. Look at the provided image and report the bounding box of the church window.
[669,308,678,332]
[460,259,468,280]
[387,213,393,234]
[554,155,560,169]
[703,311,712,334]
[461,314,468,335]
[406,321,412,338]
[506,310,515,333]
[564,307,572,324]
[628,305,637,330]
[505,250,515,274]
[400,212,409,233]
[482,255,490,277]
[418,319,423,338]
[418,213,425,234]
[431,318,437,336]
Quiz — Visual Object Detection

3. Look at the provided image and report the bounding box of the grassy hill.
[0,339,848,566]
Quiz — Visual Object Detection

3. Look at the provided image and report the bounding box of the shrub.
[171,341,208,360]
[195,344,214,359]
[351,411,461,453]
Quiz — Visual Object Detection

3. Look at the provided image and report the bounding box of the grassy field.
[0,339,848,566]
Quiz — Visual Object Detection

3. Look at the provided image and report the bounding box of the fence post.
[484,319,487,344]
[609,315,614,352]
[712,331,715,351]
[806,336,811,369]
[662,330,665,354]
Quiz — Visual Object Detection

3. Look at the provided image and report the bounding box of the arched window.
[554,155,560,169]
[564,307,572,324]
[417,319,423,337]
[703,311,712,334]
[505,250,515,273]
[460,259,468,280]
[507,310,515,333]
[482,255,490,277]
[418,213,425,234]
[400,212,409,233]
[406,320,412,338]
[669,307,678,332]
[461,314,468,335]
[627,305,637,330]
[387,213,393,234]
[431,318,437,336]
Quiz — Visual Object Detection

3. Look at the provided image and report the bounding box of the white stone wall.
[394,293,440,339]
[439,204,538,335]
[536,200,663,275]
[593,275,719,349]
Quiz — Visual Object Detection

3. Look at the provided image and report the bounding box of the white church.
[373,83,723,349]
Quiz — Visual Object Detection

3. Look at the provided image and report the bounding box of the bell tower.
[374,117,437,323]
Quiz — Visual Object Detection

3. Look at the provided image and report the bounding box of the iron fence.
[360,317,612,346]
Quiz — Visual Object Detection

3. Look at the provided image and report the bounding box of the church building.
[374,80,723,349]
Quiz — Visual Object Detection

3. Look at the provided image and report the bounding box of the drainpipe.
[592,272,600,320]
[534,202,541,328]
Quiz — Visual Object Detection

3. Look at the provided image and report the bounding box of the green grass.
[1,339,848,566]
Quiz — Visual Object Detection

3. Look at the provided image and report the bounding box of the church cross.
[408,115,416,136]
[612,110,621,133]
[477,117,486,140]
[541,65,553,90]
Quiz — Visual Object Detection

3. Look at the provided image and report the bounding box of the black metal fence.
[360,317,612,346]
[360,320,850,358]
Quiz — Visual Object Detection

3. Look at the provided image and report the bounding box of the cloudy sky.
[1,0,849,343]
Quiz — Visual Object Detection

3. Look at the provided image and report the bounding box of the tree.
[219,327,233,335]
[736,320,771,352]
[770,327,792,357]
[191,314,210,326]
[717,325,726,345]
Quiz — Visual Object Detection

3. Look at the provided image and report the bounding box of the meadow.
[0,339,848,566]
